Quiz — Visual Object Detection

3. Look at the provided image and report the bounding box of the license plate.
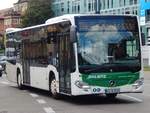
[105,88,120,94]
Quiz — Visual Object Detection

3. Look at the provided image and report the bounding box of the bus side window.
[47,24,57,44]
[47,32,57,44]
[47,24,59,67]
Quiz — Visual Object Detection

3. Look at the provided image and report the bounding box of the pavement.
[0,72,150,113]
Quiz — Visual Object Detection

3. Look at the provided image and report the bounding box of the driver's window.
[126,40,138,57]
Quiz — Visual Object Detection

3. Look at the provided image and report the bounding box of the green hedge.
[0,49,4,54]
[144,66,150,71]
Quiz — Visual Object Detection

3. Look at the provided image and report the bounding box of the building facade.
[13,0,29,15]
[0,16,4,47]
[0,16,4,35]
[53,0,105,16]
[0,0,29,50]
[100,0,139,15]
[52,0,139,16]
[52,0,150,44]
[140,0,150,41]
[4,9,21,29]
[0,0,29,34]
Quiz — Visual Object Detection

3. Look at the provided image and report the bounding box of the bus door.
[22,40,30,85]
[58,32,71,94]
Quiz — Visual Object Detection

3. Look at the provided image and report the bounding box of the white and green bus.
[6,14,143,98]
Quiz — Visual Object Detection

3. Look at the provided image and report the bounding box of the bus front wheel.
[17,73,23,89]
[49,77,59,99]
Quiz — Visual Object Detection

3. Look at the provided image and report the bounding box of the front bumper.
[71,79,144,96]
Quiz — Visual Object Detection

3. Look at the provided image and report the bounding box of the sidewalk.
[144,71,150,80]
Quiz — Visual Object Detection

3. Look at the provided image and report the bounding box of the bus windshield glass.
[76,16,141,73]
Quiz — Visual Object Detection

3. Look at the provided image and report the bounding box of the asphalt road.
[0,72,150,113]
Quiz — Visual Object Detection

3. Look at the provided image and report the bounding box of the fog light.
[75,81,90,89]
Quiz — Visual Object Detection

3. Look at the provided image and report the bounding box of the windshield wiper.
[79,63,141,74]
[81,64,110,74]
[83,67,102,73]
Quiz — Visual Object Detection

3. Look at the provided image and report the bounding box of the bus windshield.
[76,16,141,73]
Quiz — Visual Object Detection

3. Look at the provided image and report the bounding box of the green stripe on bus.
[81,72,140,87]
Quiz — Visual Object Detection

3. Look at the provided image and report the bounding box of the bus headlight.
[75,81,90,90]
[132,77,144,89]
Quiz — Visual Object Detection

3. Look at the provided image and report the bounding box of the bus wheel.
[0,71,2,77]
[106,93,117,99]
[17,73,23,89]
[50,77,59,99]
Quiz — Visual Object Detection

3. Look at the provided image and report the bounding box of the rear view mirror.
[70,26,77,43]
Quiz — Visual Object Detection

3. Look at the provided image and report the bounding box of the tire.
[17,73,24,89]
[0,71,2,77]
[106,93,117,99]
[49,77,60,99]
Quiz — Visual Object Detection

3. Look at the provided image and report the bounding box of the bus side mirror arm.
[70,25,77,43]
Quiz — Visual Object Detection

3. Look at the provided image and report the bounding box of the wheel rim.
[51,79,57,95]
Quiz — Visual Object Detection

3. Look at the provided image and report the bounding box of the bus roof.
[45,14,138,24]
[6,28,22,34]
[6,14,138,34]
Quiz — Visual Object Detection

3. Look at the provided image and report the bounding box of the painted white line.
[121,94,143,102]
[29,93,39,98]
[44,107,55,113]
[36,99,47,104]
[0,81,10,85]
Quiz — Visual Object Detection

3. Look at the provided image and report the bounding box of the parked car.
[0,65,2,77]
[0,56,7,72]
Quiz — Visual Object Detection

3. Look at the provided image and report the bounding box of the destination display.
[77,17,138,32]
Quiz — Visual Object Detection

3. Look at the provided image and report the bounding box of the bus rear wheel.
[0,71,2,77]
[49,77,59,99]
[106,93,117,99]
[17,73,23,89]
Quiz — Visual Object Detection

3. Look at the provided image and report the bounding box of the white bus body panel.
[30,65,59,91]
[5,28,21,33]
[6,62,17,83]
[30,66,49,90]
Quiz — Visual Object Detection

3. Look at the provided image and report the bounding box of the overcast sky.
[0,0,18,10]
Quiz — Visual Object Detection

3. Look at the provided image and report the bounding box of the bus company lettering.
[87,74,107,79]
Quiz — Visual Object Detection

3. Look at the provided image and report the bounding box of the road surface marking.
[121,94,143,102]
[44,107,55,113]
[29,93,39,98]
[36,99,46,104]
[0,81,10,85]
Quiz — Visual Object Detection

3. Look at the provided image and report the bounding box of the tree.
[21,0,54,27]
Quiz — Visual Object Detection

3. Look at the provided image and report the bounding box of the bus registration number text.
[105,88,120,94]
